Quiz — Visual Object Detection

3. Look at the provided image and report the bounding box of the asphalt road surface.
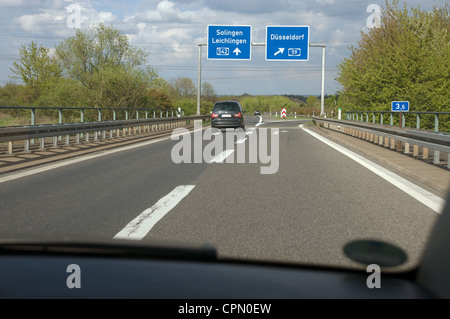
[0,115,442,271]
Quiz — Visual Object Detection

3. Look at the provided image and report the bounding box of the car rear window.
[213,102,240,112]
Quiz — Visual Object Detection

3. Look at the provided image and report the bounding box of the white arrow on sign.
[274,48,285,56]
[233,48,241,56]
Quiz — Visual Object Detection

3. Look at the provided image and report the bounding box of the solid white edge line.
[209,149,235,163]
[114,185,195,240]
[300,124,445,214]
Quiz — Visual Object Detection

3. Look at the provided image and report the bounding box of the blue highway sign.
[391,101,410,112]
[266,25,310,61]
[207,25,251,60]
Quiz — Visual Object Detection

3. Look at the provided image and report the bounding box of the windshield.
[213,102,241,112]
[0,0,449,282]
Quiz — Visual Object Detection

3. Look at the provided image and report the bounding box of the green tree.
[54,23,155,113]
[10,41,62,103]
[337,0,450,128]
[201,82,217,102]
[170,77,197,100]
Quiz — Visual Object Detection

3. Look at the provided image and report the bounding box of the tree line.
[336,0,449,130]
[0,23,219,121]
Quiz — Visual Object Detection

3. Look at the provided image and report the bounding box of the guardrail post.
[401,112,405,128]
[160,110,162,118]
[126,110,129,120]
[7,141,13,154]
[53,136,58,147]
[30,108,36,144]
[390,113,393,126]
[98,109,102,122]
[413,145,419,157]
[24,139,29,152]
[372,113,375,123]
[113,110,116,121]
[434,114,439,132]
[423,147,429,159]
[380,112,383,125]
[40,138,45,149]
[153,110,156,118]
[81,109,84,122]
[404,142,410,154]
[366,112,369,123]
[65,135,70,145]
[76,134,80,143]
[433,150,440,165]
[59,108,63,141]
[416,113,420,129]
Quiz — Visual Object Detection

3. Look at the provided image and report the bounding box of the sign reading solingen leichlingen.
[207,25,252,60]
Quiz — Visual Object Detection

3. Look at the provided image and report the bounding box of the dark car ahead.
[254,110,261,116]
[211,101,245,130]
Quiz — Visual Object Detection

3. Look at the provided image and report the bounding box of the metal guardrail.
[0,115,210,155]
[0,106,183,126]
[344,111,450,132]
[313,117,450,169]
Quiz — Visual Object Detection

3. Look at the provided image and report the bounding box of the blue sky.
[0,0,446,96]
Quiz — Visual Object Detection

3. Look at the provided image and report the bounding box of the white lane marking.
[255,116,263,126]
[209,149,235,163]
[236,138,247,144]
[245,130,254,135]
[114,185,195,240]
[0,136,172,184]
[300,124,445,214]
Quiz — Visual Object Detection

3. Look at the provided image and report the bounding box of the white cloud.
[0,0,24,6]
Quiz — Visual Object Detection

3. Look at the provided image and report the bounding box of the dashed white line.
[208,149,235,163]
[114,185,195,240]
[300,124,445,214]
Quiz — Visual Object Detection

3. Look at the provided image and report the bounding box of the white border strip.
[300,125,445,214]
[114,185,195,240]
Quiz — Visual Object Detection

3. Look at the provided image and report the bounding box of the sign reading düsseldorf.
[266,25,310,61]
[207,25,251,60]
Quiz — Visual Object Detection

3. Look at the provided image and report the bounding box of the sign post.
[391,101,409,128]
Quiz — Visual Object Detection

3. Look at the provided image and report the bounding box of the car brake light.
[211,113,219,118]
[234,112,242,118]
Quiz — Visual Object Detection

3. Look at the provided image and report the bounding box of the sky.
[0,0,446,96]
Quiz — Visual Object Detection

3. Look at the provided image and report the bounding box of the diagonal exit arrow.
[274,48,285,56]
[233,48,241,56]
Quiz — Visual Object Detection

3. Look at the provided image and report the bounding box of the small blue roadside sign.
[266,25,310,61]
[207,25,251,60]
[391,101,409,112]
